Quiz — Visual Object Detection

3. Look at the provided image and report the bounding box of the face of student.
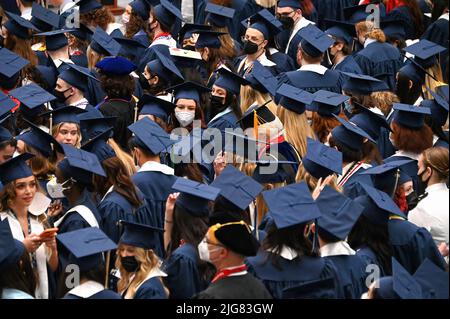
[54,123,79,146]
[175,99,197,112]
[0,143,16,164]
[13,176,37,207]
[119,244,137,258]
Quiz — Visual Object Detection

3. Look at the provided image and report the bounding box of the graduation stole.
[211,265,248,284]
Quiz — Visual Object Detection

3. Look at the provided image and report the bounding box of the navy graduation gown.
[85,69,107,106]
[70,54,88,68]
[64,289,122,299]
[133,277,168,299]
[356,246,388,278]
[386,5,416,40]
[246,252,343,299]
[133,30,151,48]
[354,41,403,92]
[388,219,447,274]
[286,31,303,68]
[421,17,449,75]
[269,50,297,74]
[313,0,355,30]
[324,254,368,299]
[343,167,375,199]
[334,55,363,74]
[163,243,210,299]
[434,138,449,149]
[208,111,240,132]
[277,69,344,94]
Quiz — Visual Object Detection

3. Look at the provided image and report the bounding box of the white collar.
[53,58,74,69]
[222,265,248,277]
[106,23,123,35]
[286,17,313,52]
[426,183,448,193]
[257,53,276,67]
[21,8,32,20]
[387,108,395,120]
[392,150,420,160]
[208,107,233,124]
[268,245,299,261]
[439,12,449,21]
[101,186,115,202]
[268,47,279,55]
[364,38,377,48]
[70,98,89,109]
[320,241,355,257]
[433,134,439,146]
[299,64,328,75]
[67,281,104,299]
[61,0,76,13]
[138,161,174,175]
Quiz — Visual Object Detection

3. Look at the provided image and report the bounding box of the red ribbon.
[211,265,247,284]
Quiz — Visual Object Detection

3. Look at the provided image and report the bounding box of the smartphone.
[39,228,58,239]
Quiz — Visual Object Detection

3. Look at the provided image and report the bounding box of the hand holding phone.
[39,228,58,239]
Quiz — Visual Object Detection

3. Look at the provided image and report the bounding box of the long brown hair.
[3,30,38,66]
[19,143,55,180]
[0,176,40,212]
[0,252,37,297]
[125,11,150,39]
[390,121,433,154]
[311,113,345,143]
[208,25,238,60]
[402,0,425,38]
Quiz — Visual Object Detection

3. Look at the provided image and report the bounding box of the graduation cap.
[423,88,449,127]
[146,49,184,83]
[205,2,235,28]
[436,84,449,103]
[128,117,176,155]
[310,90,349,116]
[331,115,376,151]
[341,72,389,95]
[360,160,414,195]
[138,94,176,122]
[381,19,407,41]
[95,56,137,75]
[251,158,297,184]
[208,221,260,256]
[377,258,422,299]
[398,62,425,85]
[223,131,262,161]
[90,27,121,56]
[0,153,34,185]
[413,258,449,299]
[353,183,406,225]
[343,2,382,24]
[277,0,302,9]
[403,40,446,69]
[118,220,163,250]
[172,177,221,217]
[302,138,342,179]
[41,105,86,126]
[195,30,227,49]
[58,63,99,92]
[263,182,321,229]
[0,91,17,117]
[324,19,355,45]
[66,23,93,42]
[36,29,72,51]
[169,47,203,69]
[211,165,263,211]
[57,227,116,272]
[316,186,364,241]
[237,101,276,131]
[243,60,278,96]
[178,23,212,44]
[81,129,116,163]
[30,2,60,32]
[58,144,106,185]
[0,219,26,271]
[3,11,39,39]
[298,24,334,58]
[243,9,283,39]
[282,277,337,299]
[78,109,116,140]
[129,0,151,21]
[0,116,13,144]
[276,83,314,115]
[350,104,391,140]
[17,121,64,157]
[9,82,55,118]
[392,103,431,129]
[113,36,147,65]
[75,0,103,14]
[0,47,30,79]
[153,0,183,29]
[214,67,250,96]
[169,81,211,104]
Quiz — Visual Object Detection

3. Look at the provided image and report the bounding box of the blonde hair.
[51,122,82,148]
[240,85,278,115]
[356,21,386,43]
[210,25,238,60]
[87,45,105,70]
[370,91,400,117]
[278,107,316,157]
[107,138,137,175]
[116,246,168,299]
[423,65,445,100]
[295,165,342,193]
[255,0,277,7]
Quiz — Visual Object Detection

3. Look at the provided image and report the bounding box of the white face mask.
[175,110,195,127]
[122,13,130,24]
[46,177,71,199]
[198,239,221,263]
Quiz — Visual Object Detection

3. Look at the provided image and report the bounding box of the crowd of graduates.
[0,0,449,300]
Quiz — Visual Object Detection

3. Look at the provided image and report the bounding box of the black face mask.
[406,191,419,211]
[242,40,260,55]
[210,94,228,114]
[121,256,140,273]
[54,88,71,103]
[278,16,294,30]
[138,73,151,91]
[417,169,431,197]
[183,45,196,51]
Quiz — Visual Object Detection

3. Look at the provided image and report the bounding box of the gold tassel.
[254,109,259,139]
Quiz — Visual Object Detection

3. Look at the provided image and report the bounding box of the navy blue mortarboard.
[324,19,355,45]
[331,115,376,150]
[237,101,276,130]
[398,62,425,85]
[95,56,137,75]
[214,68,249,96]
[128,117,176,155]
[263,182,321,229]
[277,0,302,9]
[298,24,334,58]
[392,103,431,129]
[354,183,406,225]
[244,9,283,39]
[78,109,116,140]
[129,0,150,21]
[343,2,383,24]
[423,89,449,127]
[413,258,449,299]
[403,40,446,69]
[341,72,389,95]
[41,105,86,125]
[0,91,16,117]
[31,2,60,32]
[381,19,407,40]
[0,47,30,79]
[81,129,116,163]
[0,153,34,185]
[119,220,163,250]
[377,258,422,299]
[251,159,297,184]
[223,131,261,161]
[0,116,13,144]
[153,0,183,28]
[90,27,121,56]
[36,65,57,90]
[113,36,147,64]
[310,90,349,116]
[67,24,93,42]
[436,85,449,103]
[58,144,106,185]
[57,227,116,272]
[276,83,314,115]
[195,30,226,49]
[302,138,342,179]
[138,94,176,122]
[3,11,39,39]
[58,63,99,92]
[36,29,71,51]
[76,0,103,14]
[17,121,63,157]
[9,83,55,119]
[170,81,211,104]
[146,49,184,83]
[360,160,414,195]
[316,186,364,240]
[0,219,25,270]
[205,3,235,28]
[210,165,263,210]
[178,23,212,44]
[172,178,220,217]
[351,104,390,140]
[244,61,278,96]
[282,277,337,299]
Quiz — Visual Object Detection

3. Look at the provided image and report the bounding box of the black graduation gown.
[277,68,344,94]
[194,273,273,299]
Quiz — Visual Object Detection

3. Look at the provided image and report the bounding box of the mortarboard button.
[341,72,389,95]
[403,40,446,69]
[3,11,39,39]
[243,9,283,39]
[31,2,60,31]
[310,90,349,116]
[169,81,211,104]
[0,47,30,78]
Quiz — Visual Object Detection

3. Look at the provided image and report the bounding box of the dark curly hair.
[80,7,114,31]
[99,73,135,99]
[125,11,150,39]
